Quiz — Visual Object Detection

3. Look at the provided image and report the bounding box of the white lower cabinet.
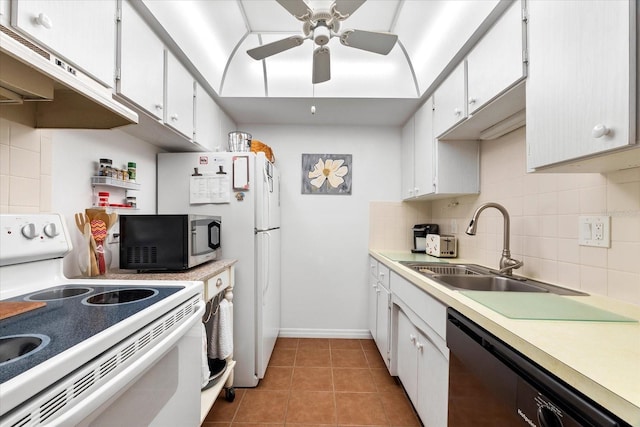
[396,308,449,427]
[391,270,449,427]
[367,257,391,369]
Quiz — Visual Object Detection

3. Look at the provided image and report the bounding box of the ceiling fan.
[247,0,399,84]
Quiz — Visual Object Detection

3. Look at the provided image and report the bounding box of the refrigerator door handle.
[263,231,271,305]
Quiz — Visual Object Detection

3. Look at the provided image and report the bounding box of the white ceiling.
[142,0,502,125]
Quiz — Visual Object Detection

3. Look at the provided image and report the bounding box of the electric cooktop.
[0,284,184,384]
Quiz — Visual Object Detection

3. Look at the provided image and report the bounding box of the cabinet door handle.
[171,114,179,121]
[468,97,477,105]
[592,124,610,138]
[378,272,385,279]
[416,341,424,352]
[409,334,416,343]
[36,13,53,29]
[454,108,462,116]
[155,104,163,111]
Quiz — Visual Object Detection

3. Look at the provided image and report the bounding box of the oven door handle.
[49,300,205,426]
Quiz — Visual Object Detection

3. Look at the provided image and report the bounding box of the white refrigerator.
[157,151,280,387]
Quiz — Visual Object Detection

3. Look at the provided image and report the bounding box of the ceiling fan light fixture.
[313,25,331,46]
[247,0,398,83]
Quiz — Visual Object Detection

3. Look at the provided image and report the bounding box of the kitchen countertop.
[98,259,237,283]
[370,250,640,426]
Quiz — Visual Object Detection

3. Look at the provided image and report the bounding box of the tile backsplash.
[370,127,640,305]
[0,118,52,213]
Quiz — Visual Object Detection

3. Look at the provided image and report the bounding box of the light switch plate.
[578,216,610,248]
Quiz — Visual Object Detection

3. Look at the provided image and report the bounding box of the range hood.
[0,25,137,129]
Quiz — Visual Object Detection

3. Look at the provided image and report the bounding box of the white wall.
[51,128,162,278]
[241,124,401,336]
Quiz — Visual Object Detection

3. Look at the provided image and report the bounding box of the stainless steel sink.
[430,275,549,292]
[399,261,587,295]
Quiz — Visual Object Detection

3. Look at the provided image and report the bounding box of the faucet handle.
[499,257,523,275]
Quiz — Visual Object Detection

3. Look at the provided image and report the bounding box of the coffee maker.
[412,224,439,253]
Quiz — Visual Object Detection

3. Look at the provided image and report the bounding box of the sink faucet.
[465,202,523,276]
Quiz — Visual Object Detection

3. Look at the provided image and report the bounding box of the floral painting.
[302,154,352,195]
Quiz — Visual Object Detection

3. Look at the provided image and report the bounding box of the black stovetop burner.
[0,284,183,384]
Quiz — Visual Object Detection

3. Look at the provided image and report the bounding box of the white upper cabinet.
[401,99,435,200]
[10,0,116,87]
[437,0,527,141]
[414,99,435,198]
[194,83,222,151]
[401,116,416,200]
[402,97,479,201]
[526,0,639,172]
[433,61,467,138]
[165,51,194,139]
[466,0,526,115]
[118,0,164,121]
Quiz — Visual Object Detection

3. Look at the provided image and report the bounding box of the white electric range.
[0,213,204,427]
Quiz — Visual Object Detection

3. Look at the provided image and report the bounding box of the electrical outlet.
[108,232,120,245]
[578,216,610,248]
[450,219,458,234]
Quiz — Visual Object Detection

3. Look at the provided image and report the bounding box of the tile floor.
[202,338,421,427]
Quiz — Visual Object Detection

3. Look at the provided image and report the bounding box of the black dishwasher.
[446,308,631,427]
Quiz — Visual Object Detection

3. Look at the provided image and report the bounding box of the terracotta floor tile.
[379,392,420,426]
[234,389,289,423]
[370,368,402,392]
[298,338,330,349]
[233,424,284,427]
[275,338,299,349]
[286,391,336,424]
[270,347,297,367]
[201,422,230,427]
[260,367,293,390]
[285,424,335,427]
[295,348,331,367]
[364,349,387,369]
[331,349,368,368]
[203,388,246,422]
[335,392,388,425]
[333,368,376,392]
[329,338,362,349]
[359,339,378,351]
[291,367,334,391]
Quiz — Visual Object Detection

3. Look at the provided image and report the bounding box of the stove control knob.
[43,223,59,238]
[21,223,38,239]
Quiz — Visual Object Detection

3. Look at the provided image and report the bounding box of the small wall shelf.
[91,176,140,209]
[91,176,141,190]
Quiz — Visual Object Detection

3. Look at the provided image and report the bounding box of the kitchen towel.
[201,323,211,388]
[206,298,233,360]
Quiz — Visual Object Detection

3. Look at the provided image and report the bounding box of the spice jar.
[99,158,112,176]
[98,191,110,207]
[127,162,137,182]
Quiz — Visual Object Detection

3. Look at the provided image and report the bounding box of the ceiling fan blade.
[333,0,366,18]
[247,36,305,60]
[276,0,312,19]
[312,46,331,84]
[339,29,398,55]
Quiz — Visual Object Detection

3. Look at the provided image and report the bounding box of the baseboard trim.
[279,328,372,339]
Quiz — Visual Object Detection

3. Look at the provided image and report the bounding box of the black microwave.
[119,214,221,271]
